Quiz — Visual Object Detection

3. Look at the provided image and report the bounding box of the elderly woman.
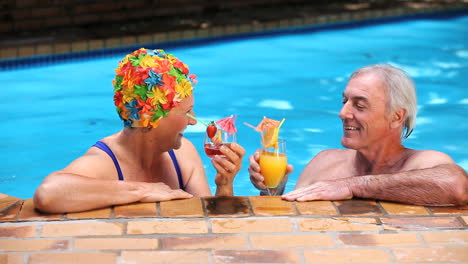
[34,48,245,213]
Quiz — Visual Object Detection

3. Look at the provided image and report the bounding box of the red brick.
[213,250,301,264]
[250,234,335,248]
[0,194,21,211]
[66,208,111,219]
[28,253,116,264]
[205,196,250,217]
[127,220,207,235]
[114,202,157,218]
[295,201,338,216]
[249,196,296,216]
[338,233,421,246]
[211,218,293,233]
[381,216,464,230]
[0,239,68,252]
[0,225,37,238]
[304,249,391,263]
[421,231,468,245]
[161,236,247,249]
[427,204,468,214]
[379,201,429,215]
[160,197,204,217]
[335,200,383,215]
[392,247,468,263]
[0,200,22,222]
[74,238,158,250]
[0,254,23,264]
[121,251,210,264]
[298,217,380,232]
[18,199,62,221]
[41,222,123,237]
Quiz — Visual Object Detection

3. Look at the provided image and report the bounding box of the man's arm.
[351,164,468,206]
[283,150,468,206]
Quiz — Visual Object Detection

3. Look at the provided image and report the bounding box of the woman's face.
[157,96,197,150]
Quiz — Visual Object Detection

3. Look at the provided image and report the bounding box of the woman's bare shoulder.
[58,143,118,180]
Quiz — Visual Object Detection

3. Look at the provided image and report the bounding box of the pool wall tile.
[0,194,21,211]
[113,202,157,218]
[0,225,37,238]
[379,201,430,215]
[335,200,384,216]
[204,196,250,217]
[249,196,296,216]
[0,200,23,222]
[295,201,338,216]
[427,204,468,215]
[159,197,204,218]
[18,199,63,221]
[66,207,112,220]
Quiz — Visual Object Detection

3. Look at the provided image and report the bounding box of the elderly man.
[249,64,467,205]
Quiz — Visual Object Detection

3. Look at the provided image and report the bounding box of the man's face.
[339,72,392,151]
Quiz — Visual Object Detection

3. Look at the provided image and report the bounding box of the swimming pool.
[2,13,467,199]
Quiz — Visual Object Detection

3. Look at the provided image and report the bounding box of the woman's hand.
[212,143,245,196]
[248,149,294,192]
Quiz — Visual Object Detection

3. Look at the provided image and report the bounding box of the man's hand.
[248,149,293,191]
[212,143,245,195]
[282,180,353,202]
[139,182,193,202]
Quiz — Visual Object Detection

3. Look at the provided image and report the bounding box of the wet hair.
[350,63,417,139]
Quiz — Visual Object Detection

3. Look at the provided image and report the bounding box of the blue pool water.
[2,13,468,199]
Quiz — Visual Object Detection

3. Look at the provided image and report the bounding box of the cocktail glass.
[204,129,236,158]
[259,138,287,195]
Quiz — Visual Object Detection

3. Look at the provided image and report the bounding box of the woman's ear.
[391,108,407,128]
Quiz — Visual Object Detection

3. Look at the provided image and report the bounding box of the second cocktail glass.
[259,138,287,195]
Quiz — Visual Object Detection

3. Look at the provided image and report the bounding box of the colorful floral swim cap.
[113,48,197,128]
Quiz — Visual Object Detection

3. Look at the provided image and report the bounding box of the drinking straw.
[278,118,286,129]
[243,122,257,130]
[274,118,286,154]
[186,113,208,126]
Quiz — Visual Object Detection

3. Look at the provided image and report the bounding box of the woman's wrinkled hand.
[212,143,245,194]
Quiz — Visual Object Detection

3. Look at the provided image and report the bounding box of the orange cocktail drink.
[259,149,287,188]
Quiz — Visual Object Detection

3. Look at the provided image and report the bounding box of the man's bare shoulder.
[404,149,455,170]
[313,148,356,163]
[296,148,356,187]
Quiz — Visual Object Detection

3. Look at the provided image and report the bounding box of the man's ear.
[391,108,407,128]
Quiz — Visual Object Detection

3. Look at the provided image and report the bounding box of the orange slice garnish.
[262,127,279,148]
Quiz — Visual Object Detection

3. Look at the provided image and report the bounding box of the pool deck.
[1,2,467,63]
[1,193,467,263]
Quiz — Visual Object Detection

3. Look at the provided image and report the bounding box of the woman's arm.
[33,152,192,213]
[34,171,192,213]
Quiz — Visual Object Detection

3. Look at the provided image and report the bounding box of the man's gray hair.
[350,63,417,139]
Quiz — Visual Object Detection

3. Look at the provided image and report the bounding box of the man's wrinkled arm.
[350,164,468,205]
